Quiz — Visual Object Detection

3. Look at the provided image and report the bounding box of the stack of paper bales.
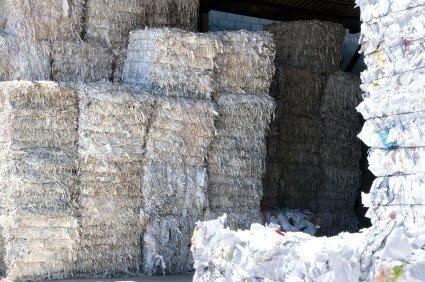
[206,31,275,229]
[207,94,274,229]
[76,83,154,276]
[123,29,217,274]
[0,81,79,280]
[0,0,115,83]
[141,97,216,274]
[123,28,219,100]
[357,0,425,226]
[265,21,362,235]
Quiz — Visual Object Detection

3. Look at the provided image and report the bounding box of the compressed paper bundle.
[0,33,50,81]
[192,214,425,281]
[268,68,362,235]
[77,83,154,276]
[207,94,274,229]
[50,40,114,83]
[357,0,425,226]
[0,81,79,280]
[123,28,219,100]
[144,0,199,31]
[141,97,216,275]
[0,0,83,41]
[265,21,345,73]
[214,31,275,96]
[83,0,146,48]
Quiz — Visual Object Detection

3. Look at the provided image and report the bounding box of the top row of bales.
[0,0,199,47]
[0,0,200,83]
[122,28,276,101]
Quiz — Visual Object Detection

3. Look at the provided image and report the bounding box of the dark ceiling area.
[200,0,361,33]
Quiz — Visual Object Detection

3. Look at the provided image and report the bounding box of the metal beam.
[201,0,361,33]
[344,45,362,72]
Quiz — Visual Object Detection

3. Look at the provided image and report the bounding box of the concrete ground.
[57,273,194,282]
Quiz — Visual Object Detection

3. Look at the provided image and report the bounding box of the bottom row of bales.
[0,80,273,280]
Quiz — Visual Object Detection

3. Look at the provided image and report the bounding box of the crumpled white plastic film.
[192,1,425,280]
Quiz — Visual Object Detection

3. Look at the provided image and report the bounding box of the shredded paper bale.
[265,66,362,235]
[141,97,216,275]
[0,33,50,81]
[144,0,199,31]
[50,40,114,83]
[214,31,275,96]
[76,82,154,276]
[83,0,146,48]
[0,81,79,280]
[0,0,83,41]
[207,94,274,230]
[123,28,276,100]
[83,0,199,48]
[265,21,345,73]
[123,28,219,100]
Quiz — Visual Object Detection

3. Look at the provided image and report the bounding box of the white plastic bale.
[360,5,425,54]
[359,112,425,149]
[368,147,425,177]
[362,40,425,83]
[365,205,425,226]
[357,69,425,119]
[192,215,425,281]
[363,174,425,207]
[356,0,425,22]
